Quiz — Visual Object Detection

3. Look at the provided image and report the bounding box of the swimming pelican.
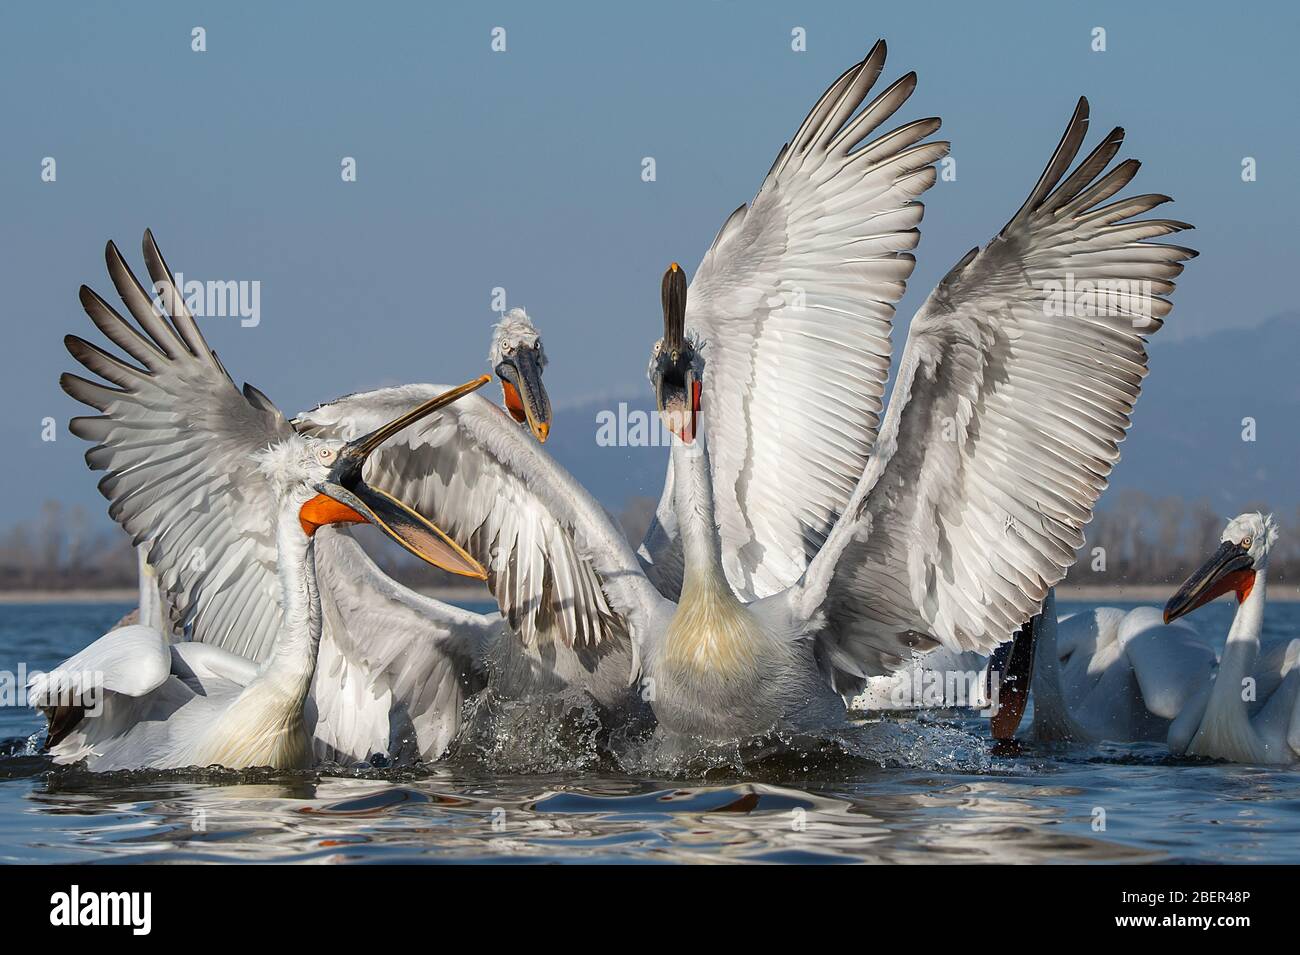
[989,515,1298,765]
[989,588,1217,744]
[280,304,563,764]
[335,42,1195,742]
[34,285,490,769]
[52,232,586,767]
[69,233,629,769]
[1162,513,1299,763]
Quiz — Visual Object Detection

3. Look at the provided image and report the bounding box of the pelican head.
[1164,512,1278,623]
[649,263,701,443]
[489,308,551,442]
[271,376,491,579]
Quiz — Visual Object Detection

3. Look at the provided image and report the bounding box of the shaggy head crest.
[489,308,545,365]
[251,435,317,492]
[1222,511,1280,567]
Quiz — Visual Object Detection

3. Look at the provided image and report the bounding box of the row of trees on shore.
[1,491,1296,592]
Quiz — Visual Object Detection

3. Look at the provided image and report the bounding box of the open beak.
[496,348,551,442]
[1164,540,1255,624]
[302,375,491,580]
[654,263,699,443]
[988,610,1039,740]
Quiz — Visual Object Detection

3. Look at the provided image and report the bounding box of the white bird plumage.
[42,235,493,769]
[320,41,1196,743]
[35,433,376,770]
[42,40,1199,760]
[1010,514,1299,765]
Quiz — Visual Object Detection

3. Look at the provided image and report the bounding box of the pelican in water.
[991,515,1299,764]
[317,41,1194,743]
[33,329,489,770]
[987,588,1216,743]
[1163,513,1300,762]
[62,232,619,766]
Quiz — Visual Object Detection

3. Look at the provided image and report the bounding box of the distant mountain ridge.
[546,313,1300,516]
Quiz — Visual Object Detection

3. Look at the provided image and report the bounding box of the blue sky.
[1,1,1296,527]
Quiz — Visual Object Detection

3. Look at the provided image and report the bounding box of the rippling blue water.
[1,599,1297,863]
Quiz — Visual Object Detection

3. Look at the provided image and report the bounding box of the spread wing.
[295,386,665,652]
[63,231,293,663]
[639,40,947,601]
[799,98,1196,692]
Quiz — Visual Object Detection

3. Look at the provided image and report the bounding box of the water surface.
[1,600,1296,864]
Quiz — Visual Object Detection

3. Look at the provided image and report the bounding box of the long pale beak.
[306,375,490,580]
[988,611,1039,740]
[1164,540,1255,624]
[495,348,551,442]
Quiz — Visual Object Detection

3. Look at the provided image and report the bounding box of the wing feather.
[295,386,663,652]
[639,41,946,602]
[800,98,1196,692]
[64,232,291,664]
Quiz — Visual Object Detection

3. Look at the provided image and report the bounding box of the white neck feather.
[662,434,775,677]
[1210,569,1267,712]
[671,434,726,586]
[259,506,323,698]
[1189,569,1269,762]
[191,504,321,769]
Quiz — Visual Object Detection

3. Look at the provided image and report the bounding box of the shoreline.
[0,584,1295,605]
[0,585,496,605]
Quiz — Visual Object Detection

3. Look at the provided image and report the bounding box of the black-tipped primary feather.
[64,335,149,389]
[79,285,165,369]
[64,238,295,665]
[1002,96,1090,233]
[142,229,216,364]
[104,240,188,360]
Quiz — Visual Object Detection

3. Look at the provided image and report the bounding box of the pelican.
[32,313,490,770]
[67,231,644,769]
[50,233,602,767]
[123,301,550,633]
[988,588,1216,744]
[989,515,1299,765]
[1163,513,1299,763]
[487,307,552,443]
[329,41,1195,743]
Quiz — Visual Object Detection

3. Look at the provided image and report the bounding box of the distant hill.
[545,313,1300,517]
[1120,313,1298,513]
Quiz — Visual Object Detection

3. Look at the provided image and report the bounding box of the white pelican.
[255,303,563,765]
[34,269,490,769]
[1162,513,1299,763]
[990,515,1298,765]
[68,233,626,769]
[989,588,1216,744]
[321,42,1195,743]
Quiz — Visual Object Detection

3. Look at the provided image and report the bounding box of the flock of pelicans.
[28,41,1298,773]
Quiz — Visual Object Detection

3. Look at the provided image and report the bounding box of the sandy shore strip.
[1,583,1295,605]
[1058,584,1299,602]
[0,585,497,605]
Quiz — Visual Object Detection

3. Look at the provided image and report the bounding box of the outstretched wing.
[639,40,947,602]
[63,231,293,663]
[800,98,1195,691]
[295,386,665,652]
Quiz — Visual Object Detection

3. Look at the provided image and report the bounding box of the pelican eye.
[317,446,337,465]
[1242,536,1252,547]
